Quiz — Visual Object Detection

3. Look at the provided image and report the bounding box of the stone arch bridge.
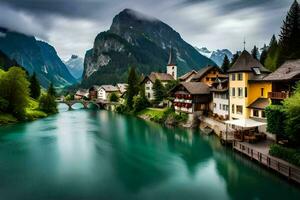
[56,100,119,110]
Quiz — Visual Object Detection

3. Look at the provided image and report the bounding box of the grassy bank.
[137,108,188,125]
[0,98,47,125]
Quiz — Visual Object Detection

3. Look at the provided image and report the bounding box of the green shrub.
[0,113,17,124]
[39,94,58,114]
[269,144,300,167]
[109,92,119,102]
[265,105,286,138]
[133,95,150,113]
[115,104,128,114]
[283,90,300,144]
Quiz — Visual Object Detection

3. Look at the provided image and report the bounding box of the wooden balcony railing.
[268,92,289,100]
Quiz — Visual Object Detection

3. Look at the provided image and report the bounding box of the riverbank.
[0,98,48,125]
[136,107,192,128]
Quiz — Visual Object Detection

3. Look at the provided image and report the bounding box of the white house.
[141,72,174,100]
[210,78,229,120]
[98,85,121,101]
[116,83,128,94]
[141,48,177,100]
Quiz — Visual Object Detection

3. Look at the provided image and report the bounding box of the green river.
[0,104,299,200]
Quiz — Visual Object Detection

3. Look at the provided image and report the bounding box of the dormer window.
[252,67,261,75]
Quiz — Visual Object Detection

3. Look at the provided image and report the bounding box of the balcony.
[268,92,289,100]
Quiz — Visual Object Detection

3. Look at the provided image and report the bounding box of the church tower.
[166,47,177,80]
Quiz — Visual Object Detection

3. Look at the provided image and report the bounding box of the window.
[206,77,210,81]
[147,93,150,98]
[245,87,248,98]
[231,88,235,96]
[261,88,264,97]
[238,73,243,81]
[262,111,266,118]
[223,105,226,110]
[226,105,229,111]
[253,109,259,117]
[232,104,235,114]
[219,104,222,110]
[146,87,150,90]
[213,103,216,108]
[231,74,236,81]
[238,88,243,97]
[252,67,261,75]
[236,105,243,114]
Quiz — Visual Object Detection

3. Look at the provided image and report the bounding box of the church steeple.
[167,47,176,66]
[166,47,177,79]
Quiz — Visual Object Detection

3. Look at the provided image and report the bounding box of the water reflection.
[0,109,299,200]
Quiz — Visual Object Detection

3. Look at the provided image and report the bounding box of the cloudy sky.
[0,0,294,60]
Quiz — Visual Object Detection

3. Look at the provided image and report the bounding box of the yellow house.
[228,50,272,120]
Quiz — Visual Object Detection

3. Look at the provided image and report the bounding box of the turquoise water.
[0,104,299,200]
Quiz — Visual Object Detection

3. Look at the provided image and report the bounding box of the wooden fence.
[233,141,300,184]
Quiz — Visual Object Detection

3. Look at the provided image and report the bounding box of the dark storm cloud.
[179,0,289,14]
[0,0,294,59]
[0,0,108,19]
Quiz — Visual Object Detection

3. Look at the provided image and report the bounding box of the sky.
[0,0,294,60]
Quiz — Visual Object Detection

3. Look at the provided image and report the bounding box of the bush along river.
[0,104,300,200]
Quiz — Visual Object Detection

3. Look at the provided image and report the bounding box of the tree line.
[0,66,57,121]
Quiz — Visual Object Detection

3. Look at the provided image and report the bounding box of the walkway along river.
[0,104,300,200]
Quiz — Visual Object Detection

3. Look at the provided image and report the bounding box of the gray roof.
[228,50,270,73]
[101,85,120,92]
[117,83,128,94]
[174,82,211,95]
[142,72,174,83]
[263,59,300,81]
[76,89,89,96]
[247,98,270,110]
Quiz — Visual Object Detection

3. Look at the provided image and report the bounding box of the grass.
[137,107,188,124]
[0,113,18,124]
[25,98,47,121]
[137,108,166,119]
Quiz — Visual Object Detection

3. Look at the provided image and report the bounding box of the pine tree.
[278,0,300,64]
[260,44,268,65]
[153,79,165,103]
[126,67,139,109]
[221,55,230,73]
[47,83,56,97]
[230,52,240,67]
[251,45,259,60]
[29,72,41,99]
[264,35,280,71]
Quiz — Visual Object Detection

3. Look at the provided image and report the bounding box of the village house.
[142,48,176,100]
[89,85,101,100]
[210,78,229,120]
[98,85,121,101]
[74,89,89,100]
[227,50,272,121]
[179,70,197,82]
[191,65,227,86]
[170,82,211,114]
[264,59,300,104]
[116,83,128,95]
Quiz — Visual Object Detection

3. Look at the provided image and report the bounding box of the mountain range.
[195,47,233,66]
[0,27,76,87]
[82,9,215,87]
[64,55,84,81]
